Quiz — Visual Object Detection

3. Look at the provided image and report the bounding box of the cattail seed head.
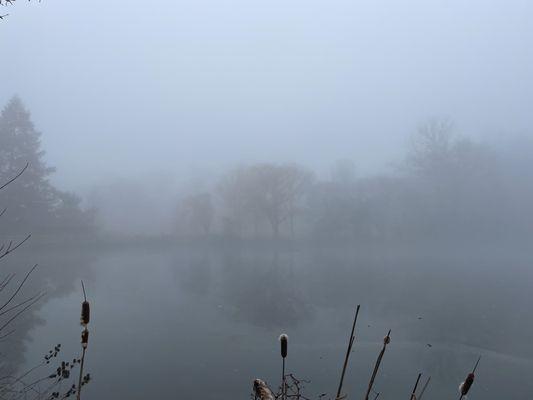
[81,301,90,326]
[459,373,475,395]
[253,379,274,400]
[81,328,89,349]
[279,334,288,358]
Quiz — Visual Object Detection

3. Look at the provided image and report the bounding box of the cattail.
[459,373,474,396]
[81,301,90,326]
[459,356,480,399]
[81,328,89,349]
[383,334,391,345]
[279,334,288,400]
[80,281,90,327]
[77,282,91,400]
[279,334,288,358]
[364,329,392,400]
[253,379,275,400]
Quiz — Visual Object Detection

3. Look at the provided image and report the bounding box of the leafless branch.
[0,264,38,313]
[0,163,29,192]
[0,234,32,262]
[0,291,46,317]
[0,274,16,292]
[0,291,44,333]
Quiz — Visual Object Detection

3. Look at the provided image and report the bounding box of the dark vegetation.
[0,97,95,240]
[0,97,92,399]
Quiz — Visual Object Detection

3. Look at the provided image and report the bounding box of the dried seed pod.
[253,379,275,400]
[81,328,89,349]
[459,373,475,395]
[383,334,391,345]
[279,334,288,358]
[81,301,90,326]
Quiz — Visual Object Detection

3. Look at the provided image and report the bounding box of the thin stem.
[418,376,431,400]
[0,163,29,191]
[364,330,391,400]
[76,347,87,400]
[409,373,422,400]
[472,356,481,373]
[282,358,286,400]
[81,280,87,302]
[0,264,38,312]
[336,305,361,399]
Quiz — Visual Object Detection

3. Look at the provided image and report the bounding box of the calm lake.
[16,241,533,399]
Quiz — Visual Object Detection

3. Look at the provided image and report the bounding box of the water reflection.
[217,250,314,328]
[0,245,96,377]
[15,244,533,400]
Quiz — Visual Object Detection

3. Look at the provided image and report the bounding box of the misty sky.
[2,0,532,192]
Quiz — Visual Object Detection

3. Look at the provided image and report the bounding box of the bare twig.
[0,291,46,317]
[0,274,16,291]
[0,264,38,312]
[0,329,16,340]
[0,292,44,333]
[0,234,32,262]
[0,163,29,191]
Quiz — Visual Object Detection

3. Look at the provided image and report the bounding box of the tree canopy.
[0,96,93,236]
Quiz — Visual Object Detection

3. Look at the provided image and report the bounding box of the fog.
[1,1,533,399]
[2,0,532,190]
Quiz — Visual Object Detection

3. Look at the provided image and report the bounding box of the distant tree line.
[175,119,533,243]
[4,96,530,243]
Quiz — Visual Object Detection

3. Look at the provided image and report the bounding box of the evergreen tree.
[0,96,93,236]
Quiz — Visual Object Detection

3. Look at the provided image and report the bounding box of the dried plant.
[251,308,480,400]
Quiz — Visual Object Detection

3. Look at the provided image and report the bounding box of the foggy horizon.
[2,0,532,194]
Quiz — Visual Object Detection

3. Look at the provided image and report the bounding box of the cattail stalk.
[409,373,422,400]
[336,305,361,400]
[364,330,391,400]
[76,281,90,400]
[417,376,431,400]
[279,334,288,400]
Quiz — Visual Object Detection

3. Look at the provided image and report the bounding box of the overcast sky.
[2,0,532,192]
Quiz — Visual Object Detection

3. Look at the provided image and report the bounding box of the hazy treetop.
[1,0,531,192]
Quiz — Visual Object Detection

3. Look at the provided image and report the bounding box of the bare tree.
[406,118,456,177]
[219,164,313,238]
[176,193,214,236]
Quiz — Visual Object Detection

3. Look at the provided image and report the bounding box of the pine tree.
[0,96,92,236]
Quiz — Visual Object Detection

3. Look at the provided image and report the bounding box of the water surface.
[19,243,533,399]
